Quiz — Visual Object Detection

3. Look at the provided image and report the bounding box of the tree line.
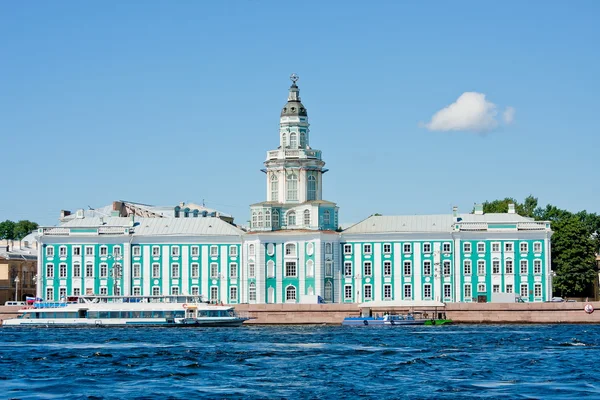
[480,196,600,297]
[0,220,39,241]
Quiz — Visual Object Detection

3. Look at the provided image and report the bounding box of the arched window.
[285,243,296,256]
[249,282,256,302]
[325,243,332,254]
[290,133,297,148]
[265,210,271,228]
[252,212,257,228]
[324,281,333,302]
[304,210,311,226]
[174,206,180,218]
[249,244,255,256]
[300,132,306,148]
[307,174,316,200]
[270,174,278,201]
[306,260,314,277]
[287,211,296,227]
[282,133,287,147]
[273,210,280,228]
[324,210,331,225]
[267,260,275,277]
[286,285,297,302]
[286,173,298,201]
[257,211,263,228]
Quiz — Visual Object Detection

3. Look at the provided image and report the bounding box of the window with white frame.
[248,244,255,256]
[344,244,352,254]
[285,261,297,277]
[423,243,431,253]
[152,263,160,278]
[270,174,278,201]
[478,283,486,293]
[285,243,296,256]
[210,263,218,278]
[363,244,372,254]
[85,263,93,277]
[46,264,54,278]
[272,210,280,228]
[364,285,372,300]
[73,246,81,256]
[534,284,542,297]
[46,287,54,300]
[188,246,198,257]
[249,283,256,302]
[424,284,432,299]
[190,263,199,278]
[230,263,238,278]
[73,263,81,278]
[59,263,67,278]
[248,263,255,278]
[533,242,542,253]
[85,246,94,256]
[100,246,108,256]
[230,287,238,302]
[325,281,333,302]
[493,284,500,293]
[325,243,332,254]
[383,244,391,254]
[113,247,121,257]
[324,210,330,225]
[477,260,485,275]
[266,210,272,228]
[100,263,108,278]
[477,242,485,253]
[403,261,412,276]
[133,287,141,296]
[100,287,108,295]
[492,260,500,274]
[443,260,451,276]
[443,243,451,253]
[520,242,528,253]
[463,242,471,253]
[464,284,472,299]
[132,246,141,257]
[506,284,513,293]
[210,246,218,257]
[403,243,412,254]
[171,263,179,278]
[304,210,310,226]
[403,284,412,299]
[287,211,296,226]
[344,285,352,300]
[286,285,297,301]
[257,211,263,228]
[363,261,372,276]
[505,260,513,274]
[306,260,314,277]
[73,288,81,296]
[344,262,352,277]
[171,286,180,295]
[384,261,392,276]
[492,242,500,252]
[520,260,528,274]
[307,174,316,201]
[46,246,54,257]
[171,246,180,257]
[325,261,333,277]
[464,260,472,275]
[191,286,199,295]
[520,284,528,297]
[153,287,160,296]
[286,173,298,201]
[267,260,275,277]
[229,246,238,257]
[423,260,432,276]
[384,284,392,300]
[505,242,513,252]
[59,246,67,257]
[133,263,141,278]
[534,260,541,274]
[152,246,160,257]
[444,284,451,299]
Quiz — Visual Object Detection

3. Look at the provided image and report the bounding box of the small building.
[0,234,38,304]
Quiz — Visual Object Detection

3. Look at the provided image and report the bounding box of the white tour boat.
[2,295,249,328]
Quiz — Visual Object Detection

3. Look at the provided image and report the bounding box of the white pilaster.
[182,245,189,295]
[143,245,150,296]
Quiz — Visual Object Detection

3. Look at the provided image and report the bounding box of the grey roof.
[59,217,243,237]
[281,84,308,117]
[343,213,536,234]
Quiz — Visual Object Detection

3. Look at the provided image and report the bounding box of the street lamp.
[14,276,20,302]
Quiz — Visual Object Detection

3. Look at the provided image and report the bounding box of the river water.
[1,324,599,399]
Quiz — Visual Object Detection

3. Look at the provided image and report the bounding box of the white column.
[315,238,322,296]
[545,236,552,300]
[276,243,283,303]
[220,245,228,302]
[162,245,169,295]
[123,242,131,296]
[454,236,461,302]
[433,242,442,302]
[201,245,209,299]
[143,245,151,296]
[299,241,306,296]
[393,243,402,300]
[354,243,361,303]
[182,245,189,295]
[414,242,422,301]
[374,243,382,301]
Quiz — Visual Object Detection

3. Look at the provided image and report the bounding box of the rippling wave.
[1,325,599,399]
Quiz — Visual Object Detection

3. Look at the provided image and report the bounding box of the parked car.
[4,301,26,306]
[550,297,565,302]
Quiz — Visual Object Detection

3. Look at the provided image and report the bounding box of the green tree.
[551,216,598,297]
[13,220,39,240]
[0,220,16,241]
[478,195,538,218]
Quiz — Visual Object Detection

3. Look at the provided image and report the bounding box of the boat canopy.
[358,300,445,309]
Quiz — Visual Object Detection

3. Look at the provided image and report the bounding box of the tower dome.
[281,73,308,117]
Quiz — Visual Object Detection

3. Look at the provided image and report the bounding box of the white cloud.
[422,92,514,134]
[503,106,515,124]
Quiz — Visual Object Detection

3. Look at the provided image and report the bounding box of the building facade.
[34,76,553,304]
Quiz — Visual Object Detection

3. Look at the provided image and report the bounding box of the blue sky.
[1,1,599,227]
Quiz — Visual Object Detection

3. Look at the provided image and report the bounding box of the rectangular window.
[423,260,432,276]
[230,263,238,278]
[492,242,500,252]
[285,261,297,277]
[383,261,392,276]
[73,246,81,256]
[230,287,238,302]
[133,287,141,296]
[442,243,451,253]
[344,262,352,277]
[493,284,500,293]
[534,260,542,274]
[229,246,238,257]
[520,242,528,253]
[150,263,159,278]
[171,286,180,295]
[520,284,528,297]
[46,264,54,278]
[210,246,218,257]
[73,288,81,296]
[344,285,352,300]
[59,264,67,278]
[463,260,471,275]
[85,246,94,256]
[403,243,412,254]
[171,247,180,257]
[100,287,108,296]
[191,246,199,257]
[424,284,432,299]
[363,244,372,254]
[403,261,412,276]
[325,261,333,277]
[363,262,372,276]
[190,263,199,278]
[46,287,54,300]
[520,260,528,275]
[403,284,412,299]
[153,287,160,296]
[364,285,372,300]
[492,260,500,274]
[505,242,513,252]
[210,263,219,278]
[85,263,93,277]
[113,247,121,257]
[444,284,451,299]
[152,246,160,257]
[132,246,141,257]
[534,284,542,297]
[100,264,108,278]
[533,242,542,253]
[423,243,431,253]
[463,242,471,253]
[100,246,108,256]
[73,264,81,278]
[46,246,54,257]
[383,284,392,300]
[344,244,352,254]
[443,260,451,276]
[505,260,513,274]
[191,286,199,296]
[248,263,255,278]
[383,244,391,254]
[477,242,485,253]
[477,260,485,275]
[133,263,141,278]
[464,284,472,299]
[506,284,513,294]
[478,283,486,293]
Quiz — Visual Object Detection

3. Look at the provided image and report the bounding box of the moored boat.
[2,295,249,328]
[342,312,452,326]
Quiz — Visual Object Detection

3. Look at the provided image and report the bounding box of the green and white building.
[35,76,553,304]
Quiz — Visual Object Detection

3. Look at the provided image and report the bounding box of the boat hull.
[2,317,248,328]
[342,318,451,326]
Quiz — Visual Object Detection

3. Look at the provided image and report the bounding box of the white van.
[4,301,26,306]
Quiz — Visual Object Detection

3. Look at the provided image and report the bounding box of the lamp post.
[107,254,123,296]
[14,275,20,302]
